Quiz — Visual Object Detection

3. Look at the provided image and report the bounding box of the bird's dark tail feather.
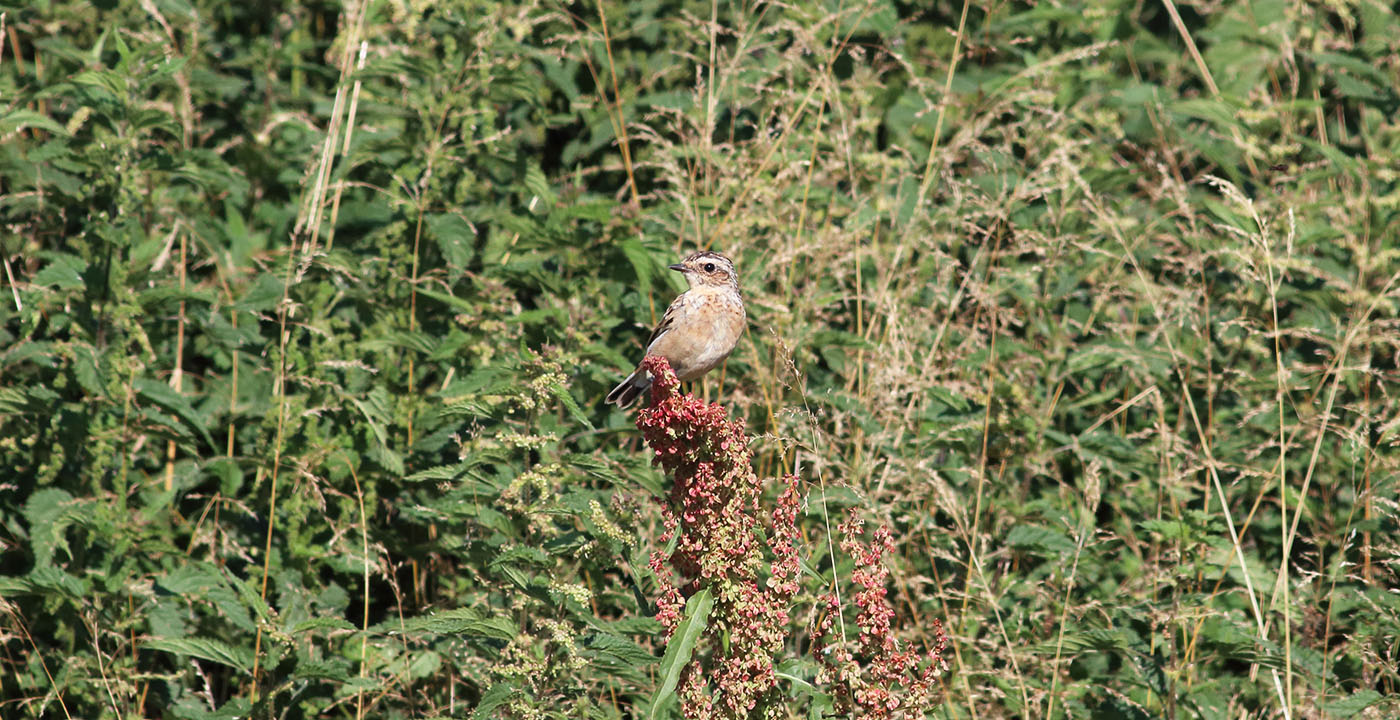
[606,369,652,408]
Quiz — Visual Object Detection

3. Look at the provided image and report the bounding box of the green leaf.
[0,109,70,137]
[1171,98,1239,130]
[408,650,442,679]
[157,564,225,594]
[1322,690,1383,717]
[1139,518,1193,541]
[290,616,356,634]
[416,286,480,315]
[293,659,353,682]
[33,253,88,289]
[349,386,405,475]
[134,377,216,450]
[394,607,519,640]
[583,631,655,669]
[0,576,34,595]
[549,381,593,430]
[522,163,557,206]
[24,488,77,568]
[1310,51,1392,87]
[620,236,659,289]
[648,588,712,720]
[1006,524,1076,555]
[0,384,61,414]
[427,212,476,270]
[145,637,254,673]
[28,566,88,598]
[224,569,275,628]
[472,683,518,719]
[170,697,253,720]
[1029,628,1135,654]
[233,273,285,311]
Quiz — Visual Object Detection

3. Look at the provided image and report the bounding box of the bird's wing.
[643,294,687,353]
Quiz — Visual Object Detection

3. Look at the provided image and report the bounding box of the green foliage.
[1,0,1398,717]
[649,589,712,719]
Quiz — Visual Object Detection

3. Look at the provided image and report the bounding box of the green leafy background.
[1,0,1396,718]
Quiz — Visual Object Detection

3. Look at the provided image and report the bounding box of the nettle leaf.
[566,453,622,484]
[0,329,44,370]
[415,286,479,315]
[153,565,258,635]
[157,563,225,594]
[1323,690,1384,717]
[521,163,557,206]
[0,109,70,137]
[0,576,34,595]
[1029,628,1136,654]
[489,546,552,591]
[471,682,519,719]
[134,377,216,450]
[24,488,79,568]
[369,329,438,355]
[290,616,356,634]
[350,386,405,475]
[582,631,654,679]
[1139,518,1196,542]
[620,236,660,290]
[408,649,442,679]
[1006,524,1077,555]
[145,637,254,673]
[33,252,88,289]
[70,343,107,397]
[490,546,551,569]
[391,607,518,640]
[292,658,353,682]
[427,212,477,271]
[169,696,253,720]
[28,565,88,598]
[225,568,275,628]
[233,273,285,312]
[549,380,593,430]
[561,199,614,222]
[0,386,61,414]
[405,464,470,482]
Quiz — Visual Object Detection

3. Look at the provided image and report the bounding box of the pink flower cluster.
[811,516,949,718]
[636,356,800,720]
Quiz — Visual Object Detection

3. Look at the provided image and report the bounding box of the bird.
[606,250,746,408]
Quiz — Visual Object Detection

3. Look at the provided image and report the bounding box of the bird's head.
[669,251,738,289]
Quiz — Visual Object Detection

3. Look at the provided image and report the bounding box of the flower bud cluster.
[811,516,949,718]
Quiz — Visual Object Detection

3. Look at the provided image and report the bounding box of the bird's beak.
[668,263,687,272]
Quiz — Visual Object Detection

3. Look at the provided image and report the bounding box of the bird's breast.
[653,289,746,382]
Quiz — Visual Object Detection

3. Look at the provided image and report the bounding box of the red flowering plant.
[633,356,947,718]
[810,516,950,718]
[635,355,801,719]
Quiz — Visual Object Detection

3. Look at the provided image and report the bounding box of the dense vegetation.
[1,0,1397,717]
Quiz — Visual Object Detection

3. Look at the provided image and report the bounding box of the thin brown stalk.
[1158,0,1261,179]
[164,230,188,492]
[594,0,640,207]
[913,0,971,213]
[348,461,371,720]
[251,227,300,695]
[6,604,72,719]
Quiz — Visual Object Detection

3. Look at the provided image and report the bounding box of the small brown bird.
[607,250,746,408]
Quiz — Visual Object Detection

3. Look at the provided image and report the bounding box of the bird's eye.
[703,263,716,272]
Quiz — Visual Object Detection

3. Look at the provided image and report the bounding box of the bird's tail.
[606,369,652,408]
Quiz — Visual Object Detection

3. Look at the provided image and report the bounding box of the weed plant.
[1,0,1397,718]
